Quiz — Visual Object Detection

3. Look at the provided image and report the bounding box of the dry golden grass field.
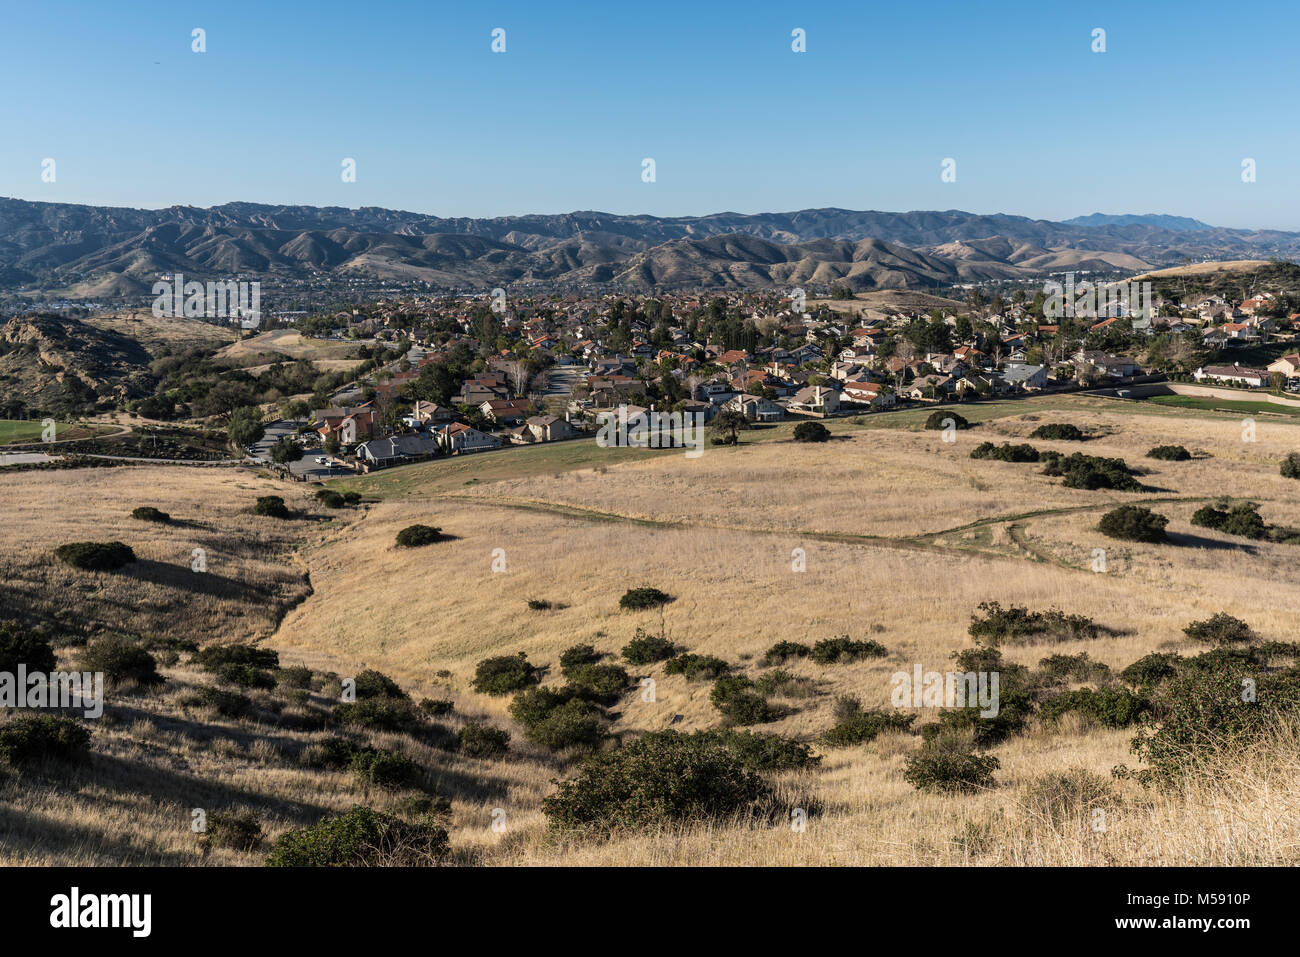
[4,394,1300,865]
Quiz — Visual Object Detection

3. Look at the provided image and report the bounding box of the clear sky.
[1,0,1295,229]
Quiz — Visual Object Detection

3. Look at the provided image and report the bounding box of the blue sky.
[1,0,1295,228]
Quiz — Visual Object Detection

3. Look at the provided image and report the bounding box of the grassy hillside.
[5,394,1300,865]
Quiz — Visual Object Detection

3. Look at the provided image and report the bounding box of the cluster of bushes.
[201,809,263,852]
[395,524,443,547]
[664,653,730,681]
[1030,423,1087,441]
[314,489,361,510]
[541,730,774,833]
[821,695,915,746]
[1147,445,1191,461]
[968,601,1102,646]
[1037,652,1111,684]
[970,442,1040,463]
[131,506,171,524]
[509,686,609,751]
[710,675,779,725]
[266,805,449,866]
[193,644,279,692]
[1097,505,1168,543]
[761,641,811,666]
[809,636,888,664]
[1191,499,1299,543]
[618,587,674,611]
[1041,452,1148,491]
[0,715,92,767]
[1040,687,1149,728]
[1281,452,1300,480]
[55,541,136,571]
[0,621,56,674]
[458,722,510,758]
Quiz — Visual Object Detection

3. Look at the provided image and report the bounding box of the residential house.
[1267,354,1300,377]
[438,422,502,454]
[524,415,574,443]
[1193,365,1270,388]
[1000,363,1049,391]
[723,393,785,422]
[788,385,841,415]
[354,433,440,470]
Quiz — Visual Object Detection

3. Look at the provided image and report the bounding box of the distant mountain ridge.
[1,198,1297,295]
[1063,213,1214,232]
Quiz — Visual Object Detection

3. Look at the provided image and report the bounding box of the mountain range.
[3,198,1298,296]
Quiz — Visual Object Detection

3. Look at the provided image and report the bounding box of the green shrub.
[821,698,915,746]
[541,730,770,832]
[919,689,1034,747]
[266,805,449,866]
[709,676,776,725]
[1190,501,1268,540]
[663,653,730,681]
[691,729,820,771]
[1043,452,1147,491]
[1119,652,1182,689]
[809,636,888,664]
[924,410,969,430]
[1259,641,1300,661]
[333,696,428,735]
[793,422,831,443]
[1097,505,1168,543]
[419,698,454,716]
[1281,453,1300,480]
[55,541,136,571]
[968,601,1102,646]
[215,662,275,690]
[192,644,280,671]
[185,686,255,719]
[0,715,91,766]
[1183,613,1256,646]
[78,634,163,686]
[761,641,811,666]
[1041,687,1149,728]
[903,744,999,793]
[470,653,538,696]
[458,722,510,758]
[526,598,553,611]
[349,749,425,790]
[619,587,674,611]
[564,663,630,704]
[1132,667,1300,784]
[299,735,359,769]
[559,644,601,673]
[0,621,56,674]
[254,495,290,518]
[395,524,443,547]
[202,809,262,851]
[277,666,313,689]
[353,669,408,700]
[316,490,346,509]
[970,441,1040,462]
[621,628,677,665]
[1147,445,1191,461]
[131,506,171,523]
[524,697,609,751]
[1030,423,1085,441]
[1037,652,1111,683]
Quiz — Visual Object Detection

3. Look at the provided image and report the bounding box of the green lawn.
[1142,394,1300,418]
[0,420,111,444]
